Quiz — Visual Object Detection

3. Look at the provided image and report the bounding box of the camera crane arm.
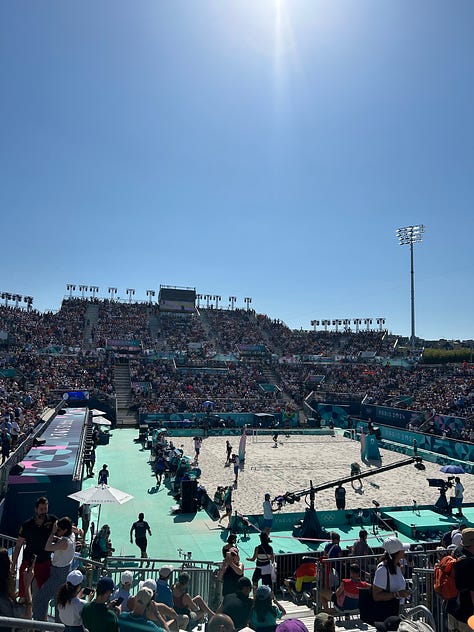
[283,456,423,510]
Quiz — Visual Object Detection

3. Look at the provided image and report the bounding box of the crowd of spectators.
[129,358,280,414]
[93,302,154,348]
[0,299,472,437]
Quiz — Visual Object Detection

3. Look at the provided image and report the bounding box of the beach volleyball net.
[250,428,345,443]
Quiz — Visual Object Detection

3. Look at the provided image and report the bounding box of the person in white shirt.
[262,494,273,535]
[57,569,90,631]
[34,517,79,621]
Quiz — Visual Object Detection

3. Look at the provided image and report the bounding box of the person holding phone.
[81,576,119,632]
[56,570,93,632]
[35,516,78,621]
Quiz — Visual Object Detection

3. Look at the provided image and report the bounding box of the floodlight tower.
[396,225,425,355]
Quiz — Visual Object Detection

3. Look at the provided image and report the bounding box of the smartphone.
[115,597,124,606]
[82,587,94,595]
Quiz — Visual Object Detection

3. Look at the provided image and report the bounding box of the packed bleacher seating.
[0,298,471,440]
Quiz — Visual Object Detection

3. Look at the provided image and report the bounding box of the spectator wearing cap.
[217,546,244,597]
[56,570,91,632]
[111,571,134,613]
[249,585,285,632]
[156,565,175,607]
[119,587,165,631]
[372,537,410,619]
[217,576,253,631]
[81,576,119,632]
[447,528,474,632]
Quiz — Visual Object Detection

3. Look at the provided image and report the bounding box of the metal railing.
[0,616,64,630]
[279,550,445,624]
[104,556,221,608]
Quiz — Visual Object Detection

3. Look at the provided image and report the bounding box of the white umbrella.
[90,409,107,416]
[92,418,112,426]
[68,484,133,529]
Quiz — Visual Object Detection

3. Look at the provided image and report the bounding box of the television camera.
[427,477,455,514]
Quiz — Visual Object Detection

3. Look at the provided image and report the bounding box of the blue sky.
[1,1,473,341]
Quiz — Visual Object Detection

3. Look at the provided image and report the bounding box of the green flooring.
[84,429,471,565]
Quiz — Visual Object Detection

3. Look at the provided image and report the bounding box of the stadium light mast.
[146,290,155,304]
[228,296,237,310]
[396,224,425,355]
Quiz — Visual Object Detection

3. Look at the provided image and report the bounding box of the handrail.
[0,615,64,630]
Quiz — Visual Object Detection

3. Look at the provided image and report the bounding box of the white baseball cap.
[383,537,410,555]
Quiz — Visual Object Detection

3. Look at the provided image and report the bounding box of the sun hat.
[135,587,154,607]
[383,537,410,555]
[255,584,272,600]
[159,564,174,578]
[121,571,133,584]
[139,579,157,592]
[66,570,83,586]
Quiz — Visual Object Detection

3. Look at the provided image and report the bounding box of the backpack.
[433,555,459,599]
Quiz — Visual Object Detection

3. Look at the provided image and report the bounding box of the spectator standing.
[247,533,274,593]
[217,547,244,597]
[11,496,57,599]
[351,530,373,557]
[1,428,11,464]
[35,516,78,621]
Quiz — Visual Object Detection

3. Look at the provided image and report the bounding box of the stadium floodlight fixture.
[66,284,76,297]
[213,295,221,309]
[310,320,320,331]
[146,290,155,303]
[90,286,99,298]
[364,318,373,331]
[126,288,135,303]
[244,297,252,311]
[353,318,362,333]
[108,287,117,301]
[228,296,237,310]
[79,285,88,299]
[376,317,386,331]
[396,224,425,355]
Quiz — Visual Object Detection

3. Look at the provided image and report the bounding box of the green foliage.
[422,348,473,364]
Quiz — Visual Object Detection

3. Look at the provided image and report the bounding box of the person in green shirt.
[81,576,119,632]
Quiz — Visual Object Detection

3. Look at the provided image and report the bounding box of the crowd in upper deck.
[0,298,472,434]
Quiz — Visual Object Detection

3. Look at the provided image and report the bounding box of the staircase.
[199,309,223,353]
[114,359,136,427]
[83,303,99,351]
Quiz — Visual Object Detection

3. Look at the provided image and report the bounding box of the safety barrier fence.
[104,556,221,609]
[276,550,447,627]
